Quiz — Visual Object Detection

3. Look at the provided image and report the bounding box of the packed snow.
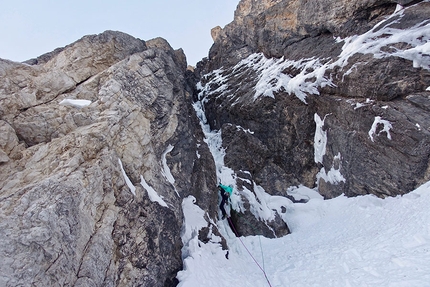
[178,181,430,287]
[286,185,324,202]
[59,98,92,108]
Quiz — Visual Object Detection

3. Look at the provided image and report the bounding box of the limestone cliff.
[0,31,217,286]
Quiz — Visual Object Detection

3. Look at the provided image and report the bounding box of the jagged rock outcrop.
[208,0,424,69]
[0,31,218,287]
[197,0,430,201]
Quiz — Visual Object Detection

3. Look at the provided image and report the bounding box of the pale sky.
[0,0,239,65]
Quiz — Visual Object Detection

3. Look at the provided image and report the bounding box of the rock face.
[198,0,430,200]
[208,0,424,69]
[1,0,430,286]
[0,31,218,286]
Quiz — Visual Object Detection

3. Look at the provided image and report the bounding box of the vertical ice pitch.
[314,113,328,164]
[194,79,294,224]
[192,100,235,187]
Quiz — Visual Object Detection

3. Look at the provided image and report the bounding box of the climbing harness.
[227,217,273,287]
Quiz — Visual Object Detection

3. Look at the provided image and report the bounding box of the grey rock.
[407,93,430,112]
[211,26,223,42]
[393,0,423,6]
[0,31,212,286]
[326,55,430,101]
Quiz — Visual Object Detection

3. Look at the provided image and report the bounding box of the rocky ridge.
[0,0,429,286]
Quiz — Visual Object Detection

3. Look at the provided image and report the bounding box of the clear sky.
[0,0,239,66]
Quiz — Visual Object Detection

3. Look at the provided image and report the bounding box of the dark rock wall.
[198,0,430,199]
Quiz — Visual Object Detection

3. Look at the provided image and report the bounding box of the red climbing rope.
[227,217,273,287]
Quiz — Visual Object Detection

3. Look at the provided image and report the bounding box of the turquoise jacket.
[219,184,233,196]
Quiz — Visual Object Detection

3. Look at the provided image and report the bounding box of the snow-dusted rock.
[0,31,214,287]
[198,0,430,199]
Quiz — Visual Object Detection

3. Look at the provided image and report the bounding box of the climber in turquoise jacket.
[218,183,233,219]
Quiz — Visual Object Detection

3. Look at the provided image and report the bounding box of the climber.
[218,183,233,219]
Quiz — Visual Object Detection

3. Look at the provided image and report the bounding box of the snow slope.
[178,182,430,287]
[181,71,430,286]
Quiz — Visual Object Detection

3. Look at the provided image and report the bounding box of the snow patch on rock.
[369,116,393,142]
[140,175,168,207]
[314,113,328,164]
[161,144,179,197]
[59,99,92,108]
[118,158,136,196]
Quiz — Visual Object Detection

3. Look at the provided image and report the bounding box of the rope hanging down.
[227,217,273,287]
